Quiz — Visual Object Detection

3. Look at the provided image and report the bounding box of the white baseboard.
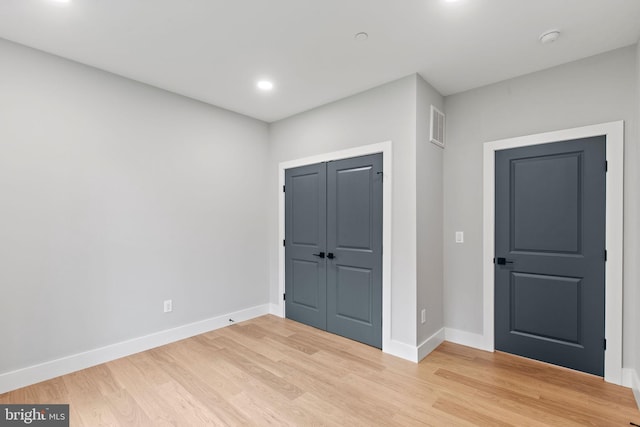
[626,368,640,409]
[269,303,283,317]
[383,329,445,363]
[622,368,634,388]
[384,339,419,362]
[444,327,493,352]
[417,328,445,361]
[0,304,270,394]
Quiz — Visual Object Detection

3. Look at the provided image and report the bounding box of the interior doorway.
[277,141,393,353]
[285,154,383,347]
[494,136,606,376]
[483,121,624,384]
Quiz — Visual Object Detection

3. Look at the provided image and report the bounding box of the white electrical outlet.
[163,299,172,313]
[455,231,464,243]
[421,308,426,324]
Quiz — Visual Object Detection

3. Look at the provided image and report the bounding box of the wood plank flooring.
[1,315,638,426]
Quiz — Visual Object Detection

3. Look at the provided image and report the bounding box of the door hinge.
[283,239,286,247]
[603,338,607,350]
[283,185,285,192]
[283,293,286,301]
[604,250,607,261]
[605,161,608,172]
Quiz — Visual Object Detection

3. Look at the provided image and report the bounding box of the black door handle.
[327,253,335,259]
[495,257,514,265]
[312,252,325,258]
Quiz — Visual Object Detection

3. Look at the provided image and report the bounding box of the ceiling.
[1,0,639,123]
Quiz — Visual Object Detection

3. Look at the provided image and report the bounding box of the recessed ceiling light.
[51,0,71,4]
[354,32,369,41]
[539,30,561,44]
[257,80,274,91]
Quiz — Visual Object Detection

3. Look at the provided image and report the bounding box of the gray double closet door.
[285,154,383,348]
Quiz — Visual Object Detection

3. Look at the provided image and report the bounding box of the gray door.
[327,154,383,348]
[284,162,327,330]
[495,136,606,376]
[285,154,383,348]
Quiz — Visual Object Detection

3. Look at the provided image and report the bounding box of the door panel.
[285,163,327,330]
[291,260,323,309]
[495,136,605,376]
[291,172,322,247]
[335,265,373,324]
[510,273,581,344]
[335,166,373,250]
[327,154,383,348]
[511,153,581,253]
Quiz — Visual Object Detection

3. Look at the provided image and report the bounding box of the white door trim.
[482,121,624,385]
[276,141,393,353]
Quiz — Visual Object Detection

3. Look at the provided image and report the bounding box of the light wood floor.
[1,315,638,426]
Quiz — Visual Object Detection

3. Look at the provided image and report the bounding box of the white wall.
[443,46,638,367]
[416,76,444,344]
[269,75,419,346]
[0,39,270,375]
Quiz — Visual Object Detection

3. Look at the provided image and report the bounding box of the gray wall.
[416,76,444,344]
[0,39,270,374]
[443,46,639,367]
[635,41,640,386]
[269,75,419,345]
[3,32,637,380]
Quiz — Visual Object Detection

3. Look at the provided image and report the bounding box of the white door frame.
[276,141,393,353]
[483,121,624,384]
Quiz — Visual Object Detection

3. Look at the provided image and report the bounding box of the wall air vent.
[429,105,445,148]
